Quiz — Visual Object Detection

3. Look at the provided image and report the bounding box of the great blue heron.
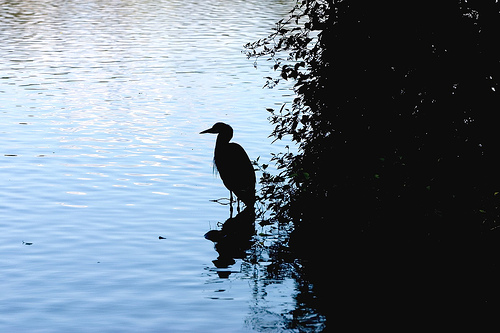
[200,122,256,209]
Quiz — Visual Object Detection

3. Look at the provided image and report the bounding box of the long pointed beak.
[200,127,215,134]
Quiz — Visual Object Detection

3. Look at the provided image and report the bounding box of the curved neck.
[216,130,232,146]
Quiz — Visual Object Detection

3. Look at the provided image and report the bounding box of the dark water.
[0,0,325,331]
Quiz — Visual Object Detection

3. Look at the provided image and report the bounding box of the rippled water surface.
[0,0,315,331]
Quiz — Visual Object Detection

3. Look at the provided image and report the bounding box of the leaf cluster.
[247,0,500,240]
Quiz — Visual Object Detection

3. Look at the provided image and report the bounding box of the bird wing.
[215,142,256,192]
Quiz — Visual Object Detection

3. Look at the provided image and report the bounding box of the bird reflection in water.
[205,206,256,278]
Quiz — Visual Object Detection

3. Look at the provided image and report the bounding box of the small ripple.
[152,192,170,196]
[57,202,88,208]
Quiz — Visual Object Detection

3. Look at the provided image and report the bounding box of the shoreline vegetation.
[246,0,500,314]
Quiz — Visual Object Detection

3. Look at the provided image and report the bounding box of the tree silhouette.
[246,0,500,243]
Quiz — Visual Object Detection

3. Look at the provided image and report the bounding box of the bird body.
[201,123,256,206]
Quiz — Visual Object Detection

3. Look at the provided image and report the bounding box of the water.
[0,0,326,332]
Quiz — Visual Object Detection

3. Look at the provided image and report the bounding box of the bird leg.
[229,191,234,218]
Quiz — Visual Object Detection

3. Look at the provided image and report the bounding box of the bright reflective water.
[0,0,324,332]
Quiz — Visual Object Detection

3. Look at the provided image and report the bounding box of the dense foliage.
[245,0,500,243]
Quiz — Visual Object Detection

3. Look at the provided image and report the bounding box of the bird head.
[200,122,233,135]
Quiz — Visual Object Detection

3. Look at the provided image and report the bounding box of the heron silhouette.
[200,122,256,211]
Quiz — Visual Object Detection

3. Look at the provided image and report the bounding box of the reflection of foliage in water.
[243,218,326,332]
[206,205,326,332]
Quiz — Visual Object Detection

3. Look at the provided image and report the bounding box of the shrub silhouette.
[246,0,500,242]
